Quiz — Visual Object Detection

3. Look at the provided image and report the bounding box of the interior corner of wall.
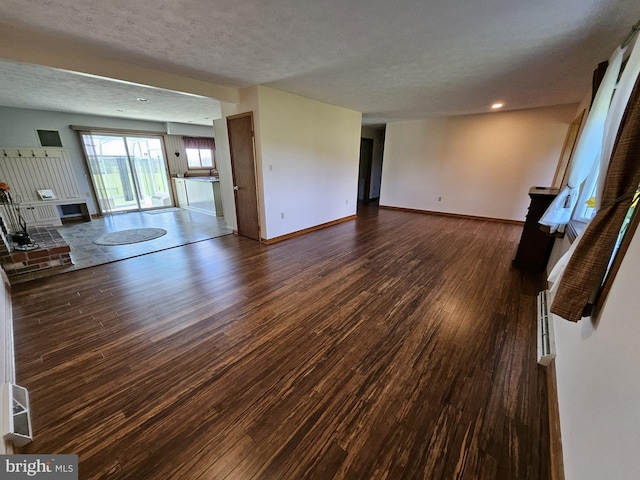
[239,86,260,104]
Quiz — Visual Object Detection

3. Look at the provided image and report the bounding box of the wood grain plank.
[12,205,550,479]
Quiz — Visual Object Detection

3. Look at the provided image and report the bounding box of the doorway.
[227,113,260,240]
[358,137,374,202]
[81,132,172,214]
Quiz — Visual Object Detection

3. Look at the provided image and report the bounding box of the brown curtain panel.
[183,136,216,152]
[551,74,640,322]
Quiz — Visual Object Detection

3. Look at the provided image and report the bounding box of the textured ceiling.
[0,0,639,125]
[0,61,220,126]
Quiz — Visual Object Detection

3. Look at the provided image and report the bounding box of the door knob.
[233,186,240,191]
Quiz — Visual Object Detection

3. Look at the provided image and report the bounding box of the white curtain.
[597,38,640,208]
[548,230,582,293]
[539,47,624,232]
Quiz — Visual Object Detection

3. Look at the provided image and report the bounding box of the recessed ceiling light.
[136,98,149,102]
[116,109,124,112]
[491,102,504,109]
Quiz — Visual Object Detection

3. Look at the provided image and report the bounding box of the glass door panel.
[81,133,172,214]
[125,137,171,210]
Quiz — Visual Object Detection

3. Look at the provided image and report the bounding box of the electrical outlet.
[438,196,442,202]
[281,212,285,219]
[346,199,349,205]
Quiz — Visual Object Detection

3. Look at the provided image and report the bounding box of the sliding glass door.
[81,133,172,214]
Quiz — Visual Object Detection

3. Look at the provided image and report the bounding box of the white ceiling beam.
[0,25,240,105]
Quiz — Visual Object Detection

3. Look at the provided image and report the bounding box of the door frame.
[227,111,262,241]
[359,137,374,202]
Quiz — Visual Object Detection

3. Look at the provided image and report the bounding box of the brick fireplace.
[0,225,72,282]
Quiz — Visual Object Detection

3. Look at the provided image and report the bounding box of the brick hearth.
[0,225,72,281]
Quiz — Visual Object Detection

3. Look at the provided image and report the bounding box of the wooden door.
[227,113,260,240]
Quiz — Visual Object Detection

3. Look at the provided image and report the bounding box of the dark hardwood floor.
[11,206,550,479]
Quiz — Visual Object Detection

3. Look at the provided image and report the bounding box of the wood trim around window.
[593,199,640,315]
[70,125,165,136]
[552,110,585,189]
[565,221,582,244]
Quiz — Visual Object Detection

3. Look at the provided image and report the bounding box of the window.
[573,161,599,223]
[595,187,640,313]
[79,132,172,213]
[605,188,639,275]
[183,137,216,170]
[186,147,213,168]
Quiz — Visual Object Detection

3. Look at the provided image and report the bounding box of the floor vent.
[2,383,33,447]
[537,290,556,366]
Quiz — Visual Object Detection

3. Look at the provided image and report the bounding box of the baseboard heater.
[537,290,556,366]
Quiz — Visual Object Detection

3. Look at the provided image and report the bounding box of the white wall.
[214,87,262,234]
[257,86,362,239]
[215,86,362,240]
[165,122,214,138]
[0,106,213,214]
[548,229,640,479]
[380,104,578,221]
[545,84,640,479]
